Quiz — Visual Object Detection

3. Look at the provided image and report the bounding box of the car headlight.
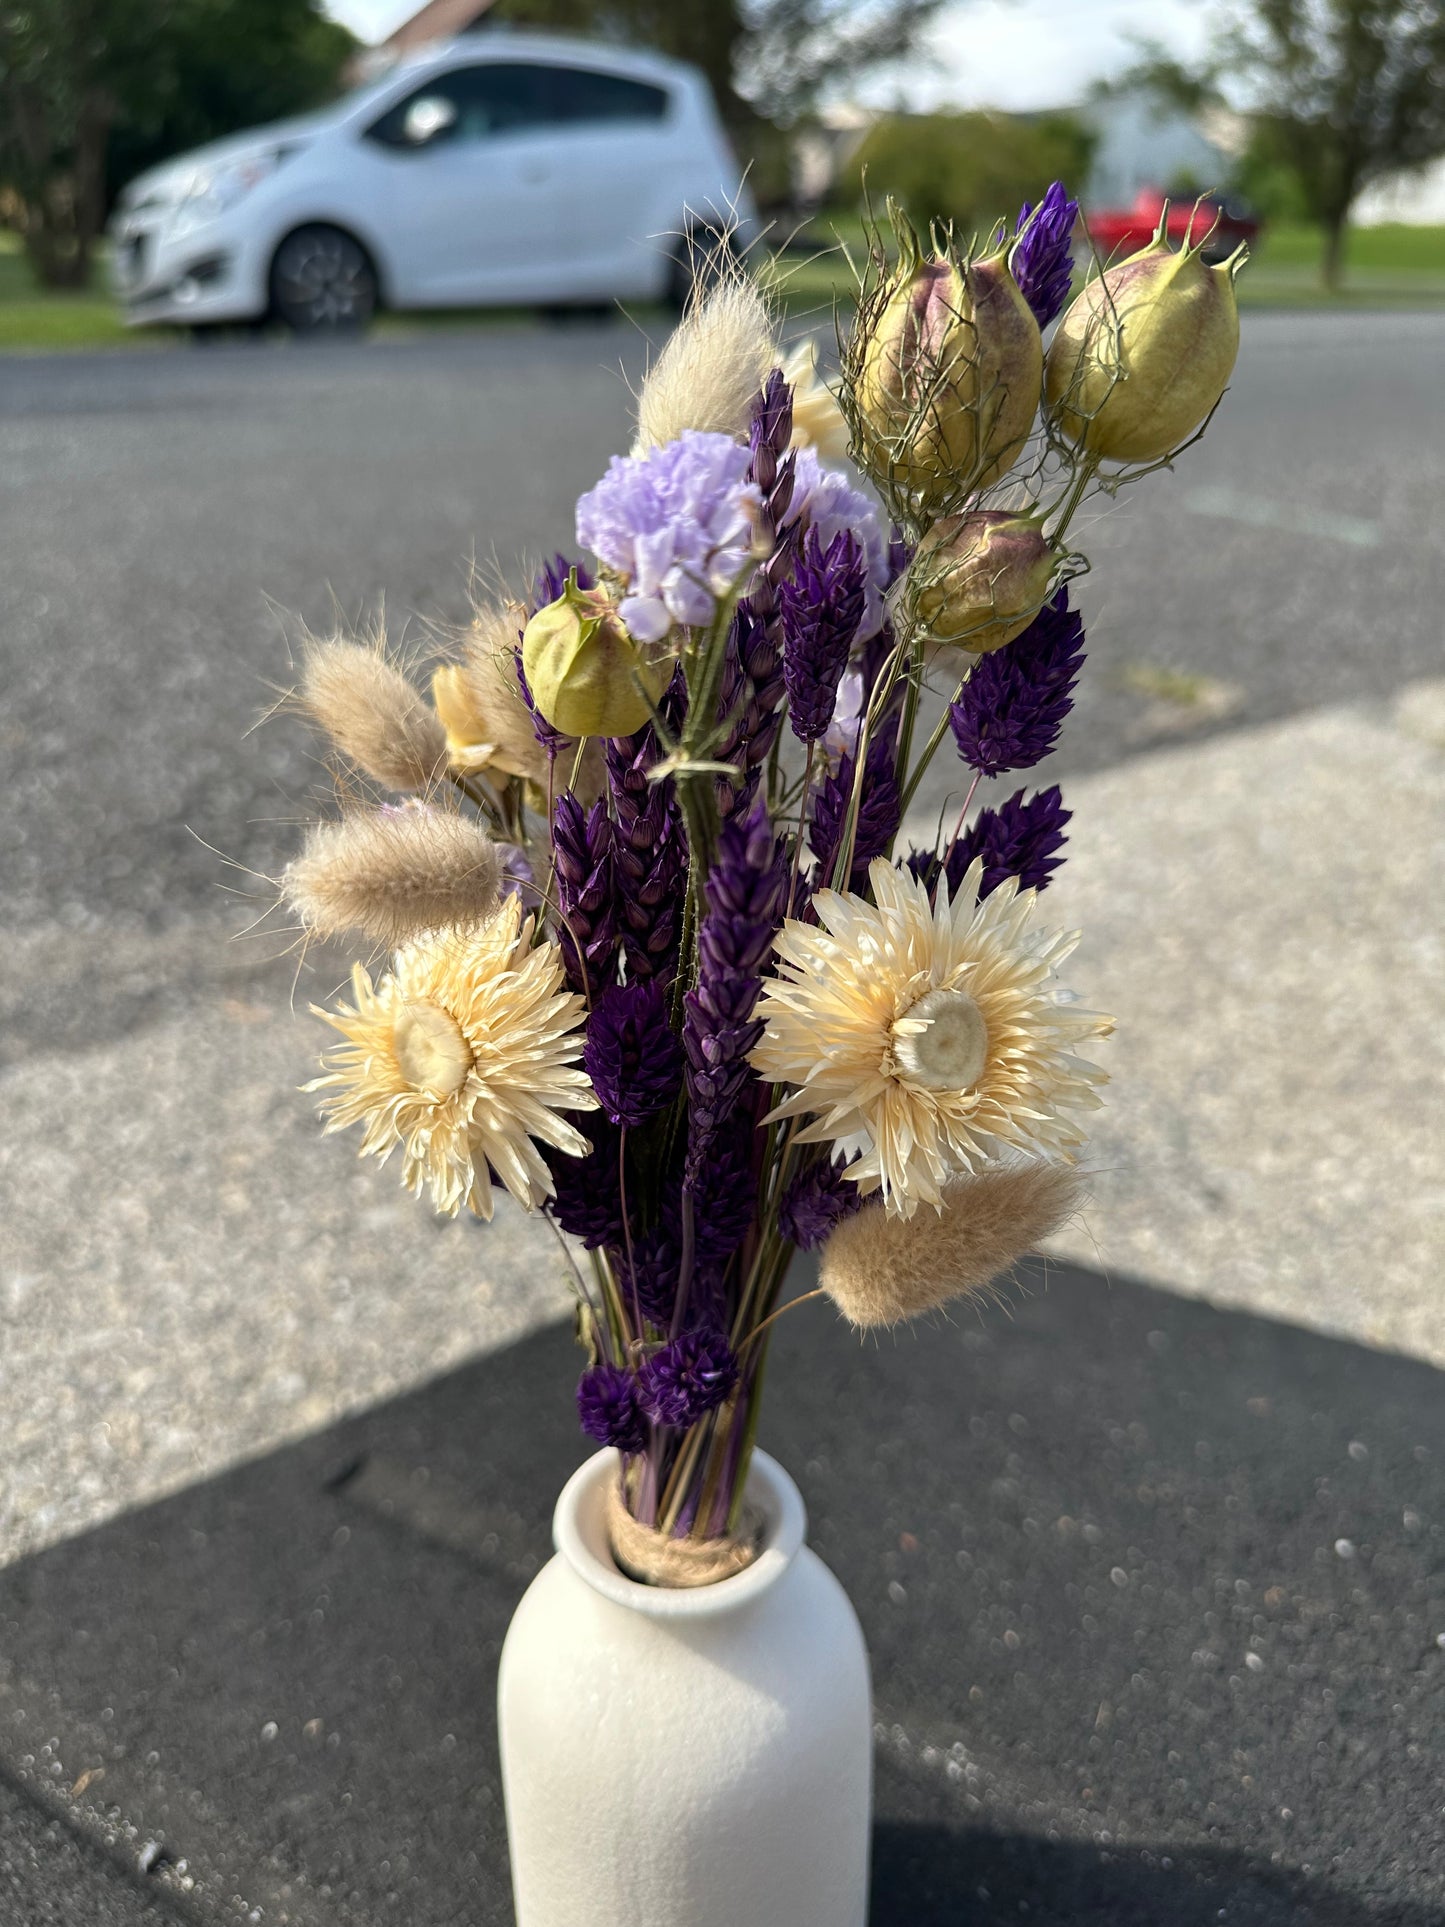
[171,151,286,230]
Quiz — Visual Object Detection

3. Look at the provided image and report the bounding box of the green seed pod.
[1045,218,1244,465]
[521,573,671,739]
[911,509,1057,655]
[853,208,1043,509]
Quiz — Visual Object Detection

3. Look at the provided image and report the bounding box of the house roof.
[383,0,495,55]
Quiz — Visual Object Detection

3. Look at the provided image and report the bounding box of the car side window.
[365,63,669,150]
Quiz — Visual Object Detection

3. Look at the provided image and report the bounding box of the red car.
[1083,189,1259,265]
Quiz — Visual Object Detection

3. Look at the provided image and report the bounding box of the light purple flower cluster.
[576,430,761,644]
[949,589,1085,777]
[682,800,789,1189]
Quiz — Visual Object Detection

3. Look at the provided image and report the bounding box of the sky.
[324,0,1213,112]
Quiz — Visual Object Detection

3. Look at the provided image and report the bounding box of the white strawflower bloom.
[751,858,1111,1217]
[307,896,595,1219]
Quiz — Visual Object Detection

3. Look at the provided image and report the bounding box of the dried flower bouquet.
[282,192,1244,1577]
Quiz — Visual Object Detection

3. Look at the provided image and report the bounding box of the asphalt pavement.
[1,312,1442,1920]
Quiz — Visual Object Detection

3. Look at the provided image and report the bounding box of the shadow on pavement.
[0,1257,1440,1924]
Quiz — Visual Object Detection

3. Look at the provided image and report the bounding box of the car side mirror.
[402,96,458,147]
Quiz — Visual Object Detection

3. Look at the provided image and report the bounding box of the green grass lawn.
[2,217,1443,355]
[769,217,1445,321]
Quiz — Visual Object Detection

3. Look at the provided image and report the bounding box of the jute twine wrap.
[604,1477,763,1589]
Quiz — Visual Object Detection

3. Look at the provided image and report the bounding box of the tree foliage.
[840,111,1095,240]
[0,0,353,289]
[1126,1,1445,286]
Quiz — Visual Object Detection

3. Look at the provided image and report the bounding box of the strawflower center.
[393,998,473,1098]
[893,986,989,1092]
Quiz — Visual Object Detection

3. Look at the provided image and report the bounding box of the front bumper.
[109,211,268,326]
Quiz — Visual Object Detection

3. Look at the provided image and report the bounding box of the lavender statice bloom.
[497,843,536,904]
[791,445,891,641]
[810,732,902,890]
[1011,181,1079,329]
[607,706,688,981]
[551,793,619,996]
[780,527,867,744]
[779,1154,865,1252]
[952,785,1071,898]
[683,800,789,1187]
[577,1363,647,1454]
[547,1117,624,1249]
[715,370,795,822]
[638,1329,739,1428]
[584,981,684,1130]
[949,589,1085,777]
[576,431,761,644]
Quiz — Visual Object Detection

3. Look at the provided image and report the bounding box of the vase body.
[497,1448,872,1927]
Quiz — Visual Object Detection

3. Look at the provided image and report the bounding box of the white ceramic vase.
[497,1447,873,1927]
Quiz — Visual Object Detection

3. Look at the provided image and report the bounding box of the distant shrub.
[840,110,1095,239]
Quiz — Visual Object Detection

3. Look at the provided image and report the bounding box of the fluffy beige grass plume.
[634,276,777,450]
[300,630,448,793]
[819,1161,1083,1328]
[284,807,504,950]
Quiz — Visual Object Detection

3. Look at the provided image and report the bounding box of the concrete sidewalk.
[2,683,1441,1571]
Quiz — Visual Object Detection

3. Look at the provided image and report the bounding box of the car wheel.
[668,225,735,310]
[269,226,378,335]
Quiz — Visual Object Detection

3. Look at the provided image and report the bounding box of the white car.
[109,32,757,332]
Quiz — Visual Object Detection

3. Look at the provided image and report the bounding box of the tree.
[1129,2,1445,289]
[842,109,1094,237]
[0,0,353,290]
[490,0,947,128]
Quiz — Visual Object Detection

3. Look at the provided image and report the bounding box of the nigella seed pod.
[1045,215,1245,465]
[911,509,1057,655]
[853,207,1043,509]
[521,571,671,739]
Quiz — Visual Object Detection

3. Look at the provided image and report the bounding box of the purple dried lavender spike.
[949,785,1071,898]
[715,370,797,821]
[638,1328,739,1428]
[779,1154,864,1252]
[607,704,688,982]
[515,651,570,759]
[780,527,867,745]
[809,732,901,891]
[533,553,593,610]
[949,589,1085,778]
[551,791,619,996]
[1011,181,1079,329]
[682,799,788,1188]
[577,1362,646,1454]
[584,980,684,1131]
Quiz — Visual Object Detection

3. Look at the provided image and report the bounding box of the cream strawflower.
[751,857,1111,1217]
[306,895,595,1219]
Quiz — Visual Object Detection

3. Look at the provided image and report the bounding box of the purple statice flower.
[584,980,684,1131]
[496,843,536,903]
[533,552,594,609]
[547,1117,625,1250]
[1011,181,1079,329]
[577,1362,647,1454]
[682,800,789,1187]
[551,792,619,997]
[791,445,890,641]
[714,371,795,823]
[949,589,1085,778]
[779,1154,865,1252]
[638,1329,739,1428]
[607,703,688,982]
[780,527,867,744]
[952,785,1071,898]
[576,431,761,643]
[810,732,901,891]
